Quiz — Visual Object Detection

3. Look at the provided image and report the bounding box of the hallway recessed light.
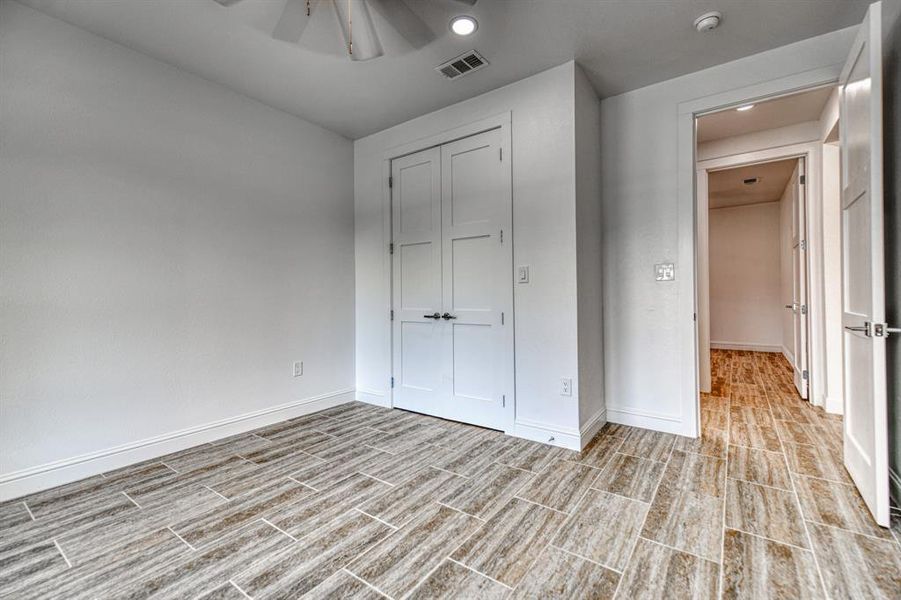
[450,15,478,36]
[736,104,755,111]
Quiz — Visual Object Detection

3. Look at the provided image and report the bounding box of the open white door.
[791,159,809,398]
[839,1,889,527]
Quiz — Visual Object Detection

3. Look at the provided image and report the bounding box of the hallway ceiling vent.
[435,50,488,79]
[743,177,761,185]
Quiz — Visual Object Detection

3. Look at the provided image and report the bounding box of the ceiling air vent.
[435,50,488,80]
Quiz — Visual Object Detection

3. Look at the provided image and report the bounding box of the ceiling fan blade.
[367,0,435,49]
[273,0,315,43]
[333,0,384,61]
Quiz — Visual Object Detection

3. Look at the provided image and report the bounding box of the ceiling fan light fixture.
[736,104,755,112]
[450,15,478,36]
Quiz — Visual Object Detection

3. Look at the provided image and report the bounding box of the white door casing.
[839,1,889,527]
[791,160,810,398]
[391,128,513,431]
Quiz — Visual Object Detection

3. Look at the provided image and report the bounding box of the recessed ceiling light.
[450,15,478,36]
[736,104,755,112]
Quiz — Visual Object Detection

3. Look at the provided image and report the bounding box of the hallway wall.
[709,202,782,351]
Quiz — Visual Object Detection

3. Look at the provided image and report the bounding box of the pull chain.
[347,0,353,56]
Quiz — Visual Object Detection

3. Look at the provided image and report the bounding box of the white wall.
[780,165,800,361]
[574,66,605,434]
[601,27,855,434]
[819,88,844,413]
[698,121,822,162]
[709,202,782,350]
[355,62,590,448]
[0,1,355,497]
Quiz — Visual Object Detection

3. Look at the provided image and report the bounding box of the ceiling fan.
[213,0,478,61]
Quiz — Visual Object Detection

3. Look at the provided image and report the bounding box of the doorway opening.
[695,85,842,413]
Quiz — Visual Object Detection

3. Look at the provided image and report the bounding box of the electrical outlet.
[517,265,530,284]
[561,377,572,396]
[293,361,303,377]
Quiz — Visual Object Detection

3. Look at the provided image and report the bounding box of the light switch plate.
[655,263,675,281]
[517,265,530,284]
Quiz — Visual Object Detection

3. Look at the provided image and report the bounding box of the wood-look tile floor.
[2,350,900,598]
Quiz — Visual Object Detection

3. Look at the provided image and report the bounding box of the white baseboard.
[0,388,355,502]
[823,393,843,416]
[782,346,795,366]
[710,341,782,353]
[890,468,901,509]
[606,405,686,436]
[512,418,581,451]
[579,408,607,449]
[356,388,390,408]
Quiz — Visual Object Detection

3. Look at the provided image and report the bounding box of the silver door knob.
[424,313,441,319]
[441,313,457,320]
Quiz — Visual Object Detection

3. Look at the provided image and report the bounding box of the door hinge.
[802,370,809,381]
[499,147,503,161]
[390,309,394,321]
[502,394,506,407]
[800,304,808,315]
[391,376,395,388]
[800,239,807,251]
[500,229,503,244]
[800,175,806,185]
[388,176,393,188]
[501,312,505,325]
[389,242,394,255]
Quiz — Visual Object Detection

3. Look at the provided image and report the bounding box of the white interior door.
[391,147,445,414]
[439,129,511,430]
[791,159,810,398]
[839,1,889,527]
[391,128,512,431]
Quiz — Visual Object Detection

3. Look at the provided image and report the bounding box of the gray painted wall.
[883,0,901,503]
[0,2,355,479]
[574,65,605,431]
[600,27,856,435]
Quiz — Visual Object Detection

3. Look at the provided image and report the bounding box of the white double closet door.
[391,128,513,431]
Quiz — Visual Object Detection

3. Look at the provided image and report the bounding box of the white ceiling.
[17,0,867,139]
[708,158,798,209]
[697,85,836,142]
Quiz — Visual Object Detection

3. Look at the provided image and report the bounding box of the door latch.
[873,323,901,337]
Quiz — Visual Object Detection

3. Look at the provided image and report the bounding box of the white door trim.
[378,112,515,432]
[697,143,825,407]
[678,66,842,438]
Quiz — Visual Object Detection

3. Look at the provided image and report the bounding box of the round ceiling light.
[736,104,755,111]
[694,11,722,33]
[450,15,478,36]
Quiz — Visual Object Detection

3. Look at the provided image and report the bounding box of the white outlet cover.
[561,377,572,396]
[517,265,530,283]
[293,361,303,377]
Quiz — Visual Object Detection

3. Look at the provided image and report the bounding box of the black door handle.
[424,313,441,319]
[442,313,457,320]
